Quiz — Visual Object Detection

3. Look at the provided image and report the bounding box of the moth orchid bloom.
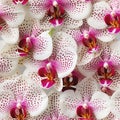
[29,0,92,27]
[62,69,84,92]
[87,0,120,34]
[64,23,102,65]
[60,78,111,120]
[13,0,28,5]
[0,75,48,120]
[0,3,25,43]
[23,31,77,91]
[78,42,120,96]
[0,18,53,61]
[36,92,70,120]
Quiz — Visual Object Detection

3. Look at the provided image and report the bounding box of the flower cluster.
[0,0,120,120]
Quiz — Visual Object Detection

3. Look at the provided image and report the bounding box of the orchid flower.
[78,41,120,96]
[0,1,25,43]
[87,0,120,34]
[0,75,48,120]
[0,18,53,61]
[35,91,70,120]
[63,21,115,65]
[23,31,77,91]
[28,0,92,27]
[60,77,110,119]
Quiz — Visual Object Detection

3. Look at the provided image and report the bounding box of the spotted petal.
[87,1,111,29]
[52,47,77,78]
[1,5,25,27]
[90,92,111,119]
[29,0,46,19]
[25,81,48,116]
[0,90,14,119]
[111,90,120,119]
[0,57,18,76]
[60,90,81,118]
[0,24,19,44]
[33,31,53,60]
[66,0,92,20]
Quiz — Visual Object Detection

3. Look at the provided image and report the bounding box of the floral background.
[0,0,120,120]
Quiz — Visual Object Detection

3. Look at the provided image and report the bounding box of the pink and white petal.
[54,78,63,91]
[110,40,120,68]
[90,92,111,119]
[109,72,120,91]
[53,48,77,78]
[29,0,46,19]
[37,92,69,120]
[63,14,83,29]
[0,57,18,76]
[2,5,25,27]
[19,18,42,38]
[3,75,28,98]
[25,82,48,116]
[0,24,19,44]
[60,90,81,118]
[67,1,92,20]
[111,90,120,119]
[53,32,77,51]
[109,0,120,10]
[0,90,14,119]
[0,44,19,58]
[87,1,111,29]
[77,55,100,77]
[77,77,100,100]
[33,31,53,60]
[77,46,100,66]
[96,29,116,42]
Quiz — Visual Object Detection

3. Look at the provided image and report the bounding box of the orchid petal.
[111,90,120,119]
[2,5,25,27]
[96,29,116,42]
[87,1,111,29]
[60,90,81,118]
[77,77,100,100]
[90,92,111,119]
[53,47,77,78]
[29,0,46,19]
[0,57,18,76]
[67,1,92,20]
[33,31,53,60]
[25,82,48,116]
[0,90,14,119]
[0,24,19,44]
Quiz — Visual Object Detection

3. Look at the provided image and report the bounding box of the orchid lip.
[47,2,65,26]
[81,33,98,54]
[38,62,57,88]
[97,62,115,83]
[104,12,120,33]
[18,36,34,57]
[10,102,27,120]
[77,103,95,119]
